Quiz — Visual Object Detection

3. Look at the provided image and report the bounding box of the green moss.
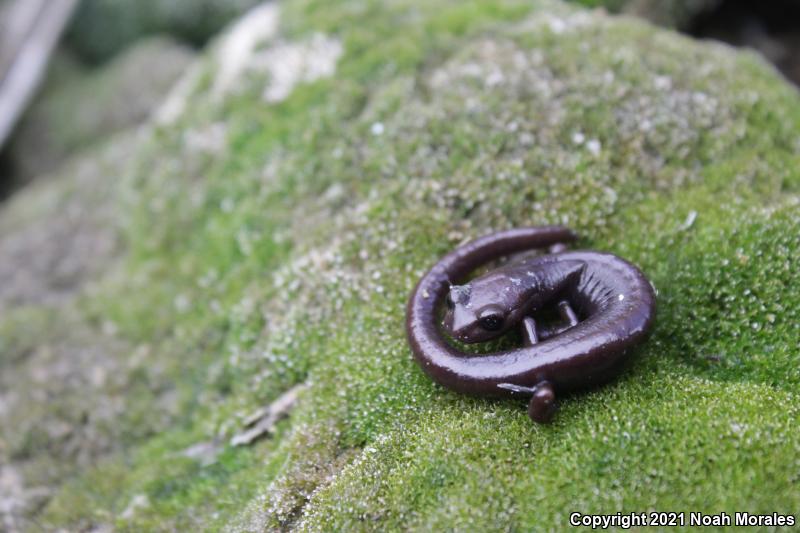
[302,372,800,531]
[42,426,268,531]
[2,0,799,530]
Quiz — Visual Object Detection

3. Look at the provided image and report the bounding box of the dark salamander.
[405,227,656,423]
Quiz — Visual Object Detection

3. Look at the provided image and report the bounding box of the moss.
[301,373,799,531]
[44,428,275,531]
[2,0,799,530]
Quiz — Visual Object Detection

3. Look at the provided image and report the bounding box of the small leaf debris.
[230,384,306,447]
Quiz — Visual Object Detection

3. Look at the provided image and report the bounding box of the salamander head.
[442,277,523,344]
[442,259,586,344]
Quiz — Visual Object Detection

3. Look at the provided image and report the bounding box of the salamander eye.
[479,312,504,331]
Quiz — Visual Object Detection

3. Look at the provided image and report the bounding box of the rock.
[0,465,50,533]
[5,36,195,183]
[578,1,800,87]
[2,0,800,530]
[0,0,77,150]
[621,0,721,29]
[155,2,343,122]
[65,0,265,64]
[571,0,721,29]
[0,133,131,309]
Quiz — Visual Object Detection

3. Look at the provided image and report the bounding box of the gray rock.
[65,0,265,64]
[6,36,194,184]
[0,0,77,150]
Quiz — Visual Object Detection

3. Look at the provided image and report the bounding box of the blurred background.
[1,0,800,200]
[0,0,264,197]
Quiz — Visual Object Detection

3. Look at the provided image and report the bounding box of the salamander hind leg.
[528,381,557,423]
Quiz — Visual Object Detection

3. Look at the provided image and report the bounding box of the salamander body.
[405,227,656,422]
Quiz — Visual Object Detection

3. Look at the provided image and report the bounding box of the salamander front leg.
[557,300,579,327]
[536,301,579,341]
[528,381,557,423]
[521,316,539,346]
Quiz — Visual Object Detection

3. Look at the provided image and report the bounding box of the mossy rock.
[1,0,799,531]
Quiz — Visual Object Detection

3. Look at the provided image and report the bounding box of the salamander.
[405,227,656,423]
